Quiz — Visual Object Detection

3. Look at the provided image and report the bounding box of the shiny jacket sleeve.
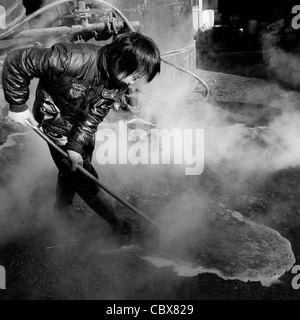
[66,87,127,155]
[2,45,68,112]
[66,100,112,155]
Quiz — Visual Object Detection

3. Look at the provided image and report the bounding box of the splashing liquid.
[142,208,295,287]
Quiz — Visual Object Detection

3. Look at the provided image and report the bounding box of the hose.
[1,2,26,35]
[0,0,70,39]
[0,0,209,98]
[0,0,132,39]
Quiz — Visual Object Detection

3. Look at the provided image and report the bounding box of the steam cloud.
[0,0,299,297]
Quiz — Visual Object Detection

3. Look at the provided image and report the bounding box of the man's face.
[115,73,141,86]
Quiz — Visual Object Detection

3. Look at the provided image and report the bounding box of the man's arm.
[2,44,68,124]
[65,101,112,171]
[66,101,111,155]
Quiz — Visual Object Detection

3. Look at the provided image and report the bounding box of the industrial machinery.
[0,0,209,98]
[0,1,139,46]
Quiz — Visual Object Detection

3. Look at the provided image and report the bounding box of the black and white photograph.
[0,0,299,303]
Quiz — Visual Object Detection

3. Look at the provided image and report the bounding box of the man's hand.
[67,150,83,172]
[8,109,39,127]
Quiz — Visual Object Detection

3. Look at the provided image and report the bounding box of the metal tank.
[108,0,196,75]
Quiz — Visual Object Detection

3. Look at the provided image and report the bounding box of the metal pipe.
[26,121,160,230]
[77,0,89,27]
[8,21,140,39]
[0,0,138,39]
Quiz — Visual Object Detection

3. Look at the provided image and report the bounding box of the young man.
[2,32,161,235]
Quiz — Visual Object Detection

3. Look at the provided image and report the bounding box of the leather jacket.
[2,42,128,155]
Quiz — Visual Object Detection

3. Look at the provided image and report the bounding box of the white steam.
[0,0,298,293]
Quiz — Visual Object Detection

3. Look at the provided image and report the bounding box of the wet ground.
[0,167,300,300]
[0,109,300,300]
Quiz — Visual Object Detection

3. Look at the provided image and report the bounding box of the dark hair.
[107,32,161,83]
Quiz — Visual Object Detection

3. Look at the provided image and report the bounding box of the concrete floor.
[0,143,299,300]
[1,67,300,300]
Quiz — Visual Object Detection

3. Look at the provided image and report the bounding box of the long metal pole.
[7,21,140,39]
[26,122,160,230]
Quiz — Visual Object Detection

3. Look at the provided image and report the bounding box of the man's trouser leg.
[48,141,120,230]
[55,173,76,218]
